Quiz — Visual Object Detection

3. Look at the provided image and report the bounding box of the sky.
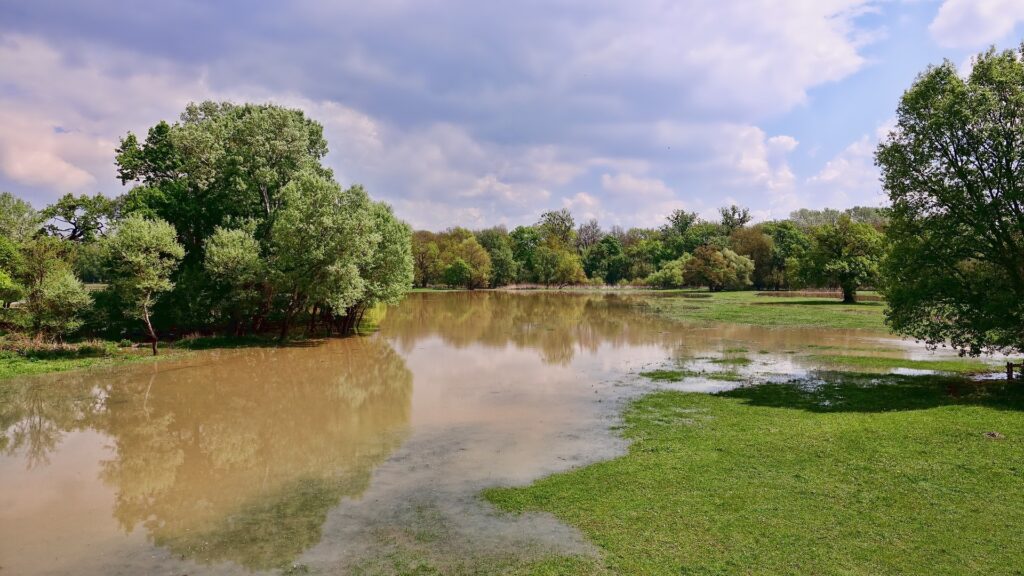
[1,0,1022,230]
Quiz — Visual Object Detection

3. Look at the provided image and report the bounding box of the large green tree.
[876,46,1024,354]
[102,216,185,354]
[801,216,883,303]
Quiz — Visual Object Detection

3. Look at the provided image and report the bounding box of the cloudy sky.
[0,0,1020,230]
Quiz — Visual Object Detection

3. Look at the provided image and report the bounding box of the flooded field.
[0,292,977,575]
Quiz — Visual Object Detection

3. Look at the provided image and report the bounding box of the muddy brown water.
[0,292,954,575]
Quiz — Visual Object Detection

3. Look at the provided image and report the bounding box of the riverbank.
[0,334,303,380]
[486,371,1024,574]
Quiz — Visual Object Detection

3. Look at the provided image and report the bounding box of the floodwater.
[0,292,963,575]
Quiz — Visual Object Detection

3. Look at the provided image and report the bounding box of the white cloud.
[0,0,884,230]
[805,130,885,208]
[929,0,1024,48]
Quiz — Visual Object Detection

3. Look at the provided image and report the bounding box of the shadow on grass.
[722,371,1024,413]
[749,299,884,307]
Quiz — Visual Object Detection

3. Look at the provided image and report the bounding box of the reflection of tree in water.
[0,376,106,468]
[0,336,412,571]
[382,291,680,365]
[382,292,880,366]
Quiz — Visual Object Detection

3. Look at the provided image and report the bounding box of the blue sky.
[1,0,1022,229]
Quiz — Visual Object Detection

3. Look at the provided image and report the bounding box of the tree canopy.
[877,46,1024,354]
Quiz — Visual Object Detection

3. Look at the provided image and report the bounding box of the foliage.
[645,255,689,289]
[802,216,883,303]
[41,193,120,242]
[102,216,184,353]
[0,192,43,242]
[533,246,586,287]
[719,204,752,233]
[729,227,774,289]
[876,46,1024,355]
[537,208,576,248]
[683,246,753,291]
[24,268,91,339]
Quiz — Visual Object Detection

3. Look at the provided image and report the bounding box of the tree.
[876,46,1024,354]
[452,237,491,289]
[719,204,752,233]
[270,174,374,338]
[760,221,811,289]
[729,227,775,289]
[575,219,603,253]
[443,258,473,289]
[645,255,690,289]
[204,227,265,333]
[684,246,753,291]
[347,202,413,329]
[0,192,42,242]
[533,246,586,288]
[476,226,519,287]
[801,216,883,303]
[41,193,119,242]
[0,269,23,307]
[583,236,628,284]
[102,216,185,354]
[412,231,442,288]
[509,225,542,281]
[22,268,90,339]
[537,209,576,248]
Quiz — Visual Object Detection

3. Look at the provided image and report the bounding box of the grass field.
[642,290,888,331]
[486,372,1024,575]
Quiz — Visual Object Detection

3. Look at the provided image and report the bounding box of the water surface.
[0,292,953,574]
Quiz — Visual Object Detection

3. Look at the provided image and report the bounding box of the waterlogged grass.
[810,354,999,374]
[644,291,887,331]
[639,369,695,381]
[0,348,164,380]
[640,368,744,383]
[486,372,1024,575]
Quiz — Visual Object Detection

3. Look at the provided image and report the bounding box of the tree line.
[412,204,888,303]
[0,102,414,353]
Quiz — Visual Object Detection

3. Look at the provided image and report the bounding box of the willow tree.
[876,46,1024,355]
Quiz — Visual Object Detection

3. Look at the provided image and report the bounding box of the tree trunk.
[142,301,159,356]
[842,286,857,304]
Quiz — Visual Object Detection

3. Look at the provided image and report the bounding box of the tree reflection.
[0,336,412,571]
[382,291,680,365]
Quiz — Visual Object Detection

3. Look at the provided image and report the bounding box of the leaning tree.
[876,46,1024,356]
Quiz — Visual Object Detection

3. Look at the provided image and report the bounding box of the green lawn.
[486,372,1024,575]
[642,291,888,331]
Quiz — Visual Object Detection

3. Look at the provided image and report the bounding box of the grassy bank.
[0,334,297,380]
[642,290,887,331]
[486,372,1024,574]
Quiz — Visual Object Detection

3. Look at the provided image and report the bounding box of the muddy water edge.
[0,291,964,575]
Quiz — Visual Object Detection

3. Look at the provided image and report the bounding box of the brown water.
[0,292,945,575]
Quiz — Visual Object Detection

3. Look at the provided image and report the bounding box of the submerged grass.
[643,290,887,331]
[486,372,1024,575]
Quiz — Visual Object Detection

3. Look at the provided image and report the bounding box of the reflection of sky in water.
[0,291,987,575]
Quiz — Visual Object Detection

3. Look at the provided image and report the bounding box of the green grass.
[639,369,697,381]
[643,291,887,331]
[0,348,166,380]
[810,354,999,374]
[486,372,1024,575]
[709,356,752,366]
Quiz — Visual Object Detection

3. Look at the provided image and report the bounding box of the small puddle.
[0,291,977,574]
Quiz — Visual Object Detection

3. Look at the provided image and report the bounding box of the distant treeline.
[413,205,888,302]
